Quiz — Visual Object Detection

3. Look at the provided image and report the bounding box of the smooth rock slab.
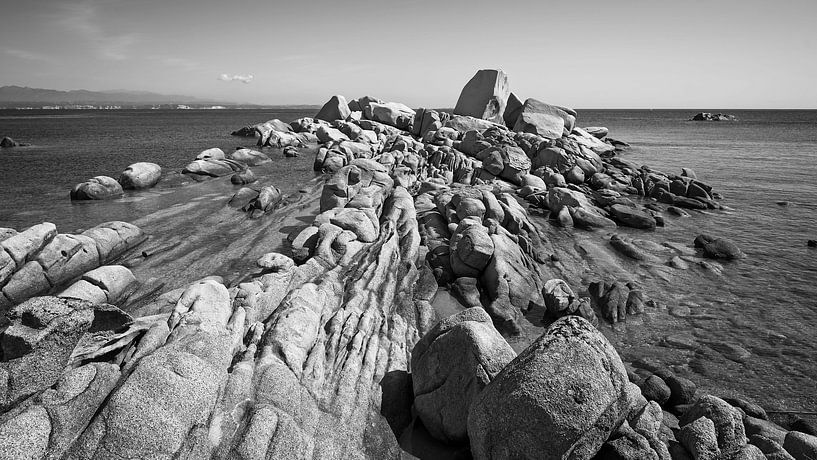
[468,315,631,460]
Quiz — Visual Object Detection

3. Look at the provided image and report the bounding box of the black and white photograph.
[0,1,815,459]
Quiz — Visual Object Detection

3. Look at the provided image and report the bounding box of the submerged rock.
[468,315,632,460]
[1,136,18,147]
[694,234,746,260]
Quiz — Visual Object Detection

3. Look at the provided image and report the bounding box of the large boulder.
[784,431,817,460]
[513,98,576,139]
[694,234,746,260]
[364,101,415,130]
[411,308,516,442]
[503,92,523,128]
[609,204,657,230]
[118,162,162,189]
[314,95,351,122]
[0,222,57,270]
[445,115,504,135]
[70,176,124,200]
[59,265,137,305]
[80,221,144,264]
[453,69,511,125]
[316,125,350,144]
[477,145,531,185]
[679,394,748,457]
[182,159,244,178]
[1,136,19,148]
[0,296,131,408]
[468,315,633,460]
[196,148,225,160]
[35,233,99,288]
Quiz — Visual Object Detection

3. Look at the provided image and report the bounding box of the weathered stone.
[680,395,747,456]
[229,148,271,166]
[784,431,817,460]
[0,297,97,406]
[678,416,720,460]
[748,435,793,460]
[118,162,162,189]
[230,169,256,185]
[513,98,576,139]
[314,95,351,122]
[411,307,516,442]
[0,405,51,459]
[1,222,58,269]
[453,69,511,124]
[364,101,415,130]
[468,316,631,460]
[569,207,617,230]
[640,375,671,405]
[2,261,51,304]
[196,147,225,160]
[450,221,494,277]
[542,279,576,317]
[666,374,697,406]
[609,204,657,230]
[182,159,244,178]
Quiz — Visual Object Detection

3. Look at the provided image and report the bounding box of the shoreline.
[1,71,815,459]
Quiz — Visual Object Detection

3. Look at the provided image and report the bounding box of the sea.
[1,108,815,418]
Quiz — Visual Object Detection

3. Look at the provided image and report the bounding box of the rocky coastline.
[1,69,814,459]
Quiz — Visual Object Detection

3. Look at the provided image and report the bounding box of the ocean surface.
[1,108,816,416]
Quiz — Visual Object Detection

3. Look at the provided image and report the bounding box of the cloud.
[4,49,53,63]
[58,1,138,60]
[218,74,254,84]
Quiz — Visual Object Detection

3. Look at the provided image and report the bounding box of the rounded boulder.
[411,307,516,443]
[118,162,162,189]
[70,176,123,200]
[468,315,632,460]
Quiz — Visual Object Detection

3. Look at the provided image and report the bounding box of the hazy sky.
[1,0,815,108]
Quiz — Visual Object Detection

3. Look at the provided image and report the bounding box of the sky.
[1,0,816,108]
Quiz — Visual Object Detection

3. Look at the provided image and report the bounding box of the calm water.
[0,109,316,232]
[1,108,815,412]
[578,110,817,415]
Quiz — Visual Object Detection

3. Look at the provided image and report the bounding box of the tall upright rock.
[453,69,510,125]
[314,95,351,122]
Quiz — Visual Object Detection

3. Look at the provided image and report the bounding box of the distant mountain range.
[0,85,229,106]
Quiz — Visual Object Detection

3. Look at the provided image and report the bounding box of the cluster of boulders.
[692,112,737,121]
[70,162,162,200]
[0,136,434,458]
[626,357,816,460]
[232,118,316,148]
[410,304,817,459]
[1,69,783,459]
[0,221,144,312]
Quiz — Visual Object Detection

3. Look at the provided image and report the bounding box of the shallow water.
[575,110,817,416]
[0,108,317,232]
